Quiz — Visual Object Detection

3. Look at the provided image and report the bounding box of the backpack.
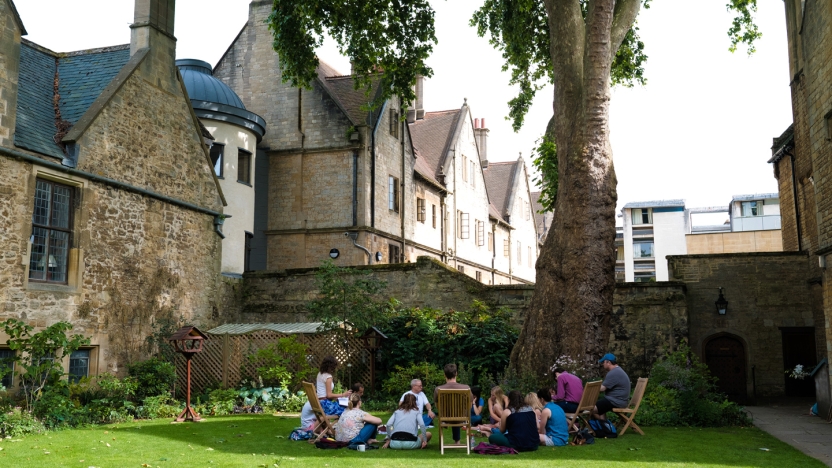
[314,438,349,449]
[589,419,618,439]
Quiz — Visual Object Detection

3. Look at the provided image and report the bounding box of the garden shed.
[174,323,370,394]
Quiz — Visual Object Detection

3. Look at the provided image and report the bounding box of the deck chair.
[436,388,472,455]
[302,381,339,443]
[613,377,648,436]
[565,380,602,434]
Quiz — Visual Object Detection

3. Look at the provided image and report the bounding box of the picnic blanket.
[472,442,519,455]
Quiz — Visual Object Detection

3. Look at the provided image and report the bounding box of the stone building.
[0,0,226,383]
[766,0,832,411]
[176,59,266,276]
[213,0,539,284]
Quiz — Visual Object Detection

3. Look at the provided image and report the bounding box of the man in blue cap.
[591,353,630,422]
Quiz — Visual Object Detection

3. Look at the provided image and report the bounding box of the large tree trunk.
[510,0,640,376]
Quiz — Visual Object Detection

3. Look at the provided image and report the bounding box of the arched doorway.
[704,335,747,404]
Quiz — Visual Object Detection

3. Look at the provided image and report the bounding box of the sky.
[15,1,792,214]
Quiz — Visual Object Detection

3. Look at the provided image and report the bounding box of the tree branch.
[610,0,642,62]
[544,0,585,85]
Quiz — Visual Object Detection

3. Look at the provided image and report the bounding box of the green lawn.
[0,413,821,468]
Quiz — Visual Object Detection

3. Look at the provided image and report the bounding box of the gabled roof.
[14,39,130,158]
[315,60,383,127]
[5,0,26,35]
[408,108,462,184]
[483,160,520,220]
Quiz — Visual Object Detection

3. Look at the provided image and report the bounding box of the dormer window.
[741,201,761,217]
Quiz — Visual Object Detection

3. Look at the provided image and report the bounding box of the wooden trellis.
[174,326,372,395]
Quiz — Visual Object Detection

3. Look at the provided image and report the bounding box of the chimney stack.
[131,0,176,55]
[407,75,426,123]
[474,117,489,167]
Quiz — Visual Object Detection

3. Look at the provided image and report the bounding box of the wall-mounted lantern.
[360,327,388,390]
[330,248,340,259]
[715,287,728,315]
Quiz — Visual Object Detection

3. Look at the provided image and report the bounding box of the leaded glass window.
[29,179,73,283]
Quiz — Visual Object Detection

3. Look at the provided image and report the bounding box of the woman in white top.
[316,355,352,416]
[335,393,382,445]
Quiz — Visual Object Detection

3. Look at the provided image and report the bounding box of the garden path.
[748,403,832,467]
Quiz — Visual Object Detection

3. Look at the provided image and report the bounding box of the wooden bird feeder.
[169,325,208,422]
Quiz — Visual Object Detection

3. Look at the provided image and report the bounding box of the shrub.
[135,395,182,419]
[207,388,238,416]
[128,357,176,401]
[0,407,46,437]
[381,362,445,399]
[377,302,518,388]
[637,344,751,427]
[244,336,315,390]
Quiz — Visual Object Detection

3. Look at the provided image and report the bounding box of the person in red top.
[552,367,584,413]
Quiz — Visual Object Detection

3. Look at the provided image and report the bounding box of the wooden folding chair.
[436,388,472,455]
[565,380,602,434]
[302,381,339,443]
[613,377,648,436]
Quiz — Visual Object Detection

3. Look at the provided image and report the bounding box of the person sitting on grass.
[433,363,471,445]
[478,385,509,436]
[590,353,631,422]
[525,392,544,424]
[382,393,432,450]
[552,367,584,414]
[335,393,382,446]
[470,385,484,427]
[299,401,317,431]
[537,388,569,447]
[400,378,436,427]
[316,355,352,416]
[487,390,539,452]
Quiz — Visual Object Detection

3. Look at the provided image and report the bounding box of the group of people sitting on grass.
[300,352,630,451]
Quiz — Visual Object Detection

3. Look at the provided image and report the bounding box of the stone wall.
[0,0,21,149]
[609,283,688,380]
[669,252,814,399]
[241,256,688,379]
[242,256,535,323]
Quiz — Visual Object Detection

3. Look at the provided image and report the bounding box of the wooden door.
[781,327,816,397]
[705,336,747,404]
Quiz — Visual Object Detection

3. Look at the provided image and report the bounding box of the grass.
[0,413,822,468]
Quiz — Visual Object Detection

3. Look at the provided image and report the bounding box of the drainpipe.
[789,152,802,251]
[352,151,358,227]
[440,193,447,263]
[347,231,372,264]
[452,149,457,268]
[491,222,497,285]
[370,102,389,228]
[400,116,406,262]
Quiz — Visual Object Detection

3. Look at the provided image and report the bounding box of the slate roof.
[313,59,383,127]
[483,161,519,219]
[409,109,462,184]
[15,40,130,159]
[622,199,685,209]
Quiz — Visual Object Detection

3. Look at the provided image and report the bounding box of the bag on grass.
[571,429,595,445]
[589,419,618,438]
[315,438,349,449]
[290,429,313,441]
[472,442,519,455]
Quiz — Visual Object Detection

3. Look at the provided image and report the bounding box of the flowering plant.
[786,364,811,380]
